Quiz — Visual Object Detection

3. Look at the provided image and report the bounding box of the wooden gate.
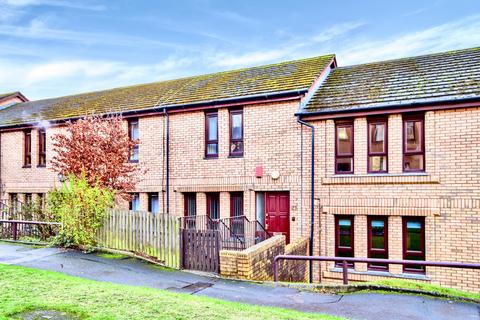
[181,229,220,273]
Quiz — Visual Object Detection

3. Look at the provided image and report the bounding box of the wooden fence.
[97,209,181,269]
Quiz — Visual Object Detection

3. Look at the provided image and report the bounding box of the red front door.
[265,192,290,244]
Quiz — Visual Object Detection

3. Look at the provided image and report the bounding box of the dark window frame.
[128,118,139,163]
[184,193,197,217]
[205,111,219,158]
[335,121,354,174]
[402,216,426,274]
[38,128,46,167]
[129,193,140,211]
[367,216,389,271]
[229,109,244,157]
[206,192,220,220]
[403,114,425,172]
[23,129,32,167]
[148,192,159,213]
[335,215,354,267]
[367,118,388,173]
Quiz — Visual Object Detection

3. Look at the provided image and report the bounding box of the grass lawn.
[364,279,480,301]
[0,264,342,320]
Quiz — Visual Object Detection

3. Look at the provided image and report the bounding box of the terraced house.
[0,47,479,291]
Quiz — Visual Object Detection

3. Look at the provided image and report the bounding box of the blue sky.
[1,0,479,100]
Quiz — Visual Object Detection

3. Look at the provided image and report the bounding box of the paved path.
[0,242,478,320]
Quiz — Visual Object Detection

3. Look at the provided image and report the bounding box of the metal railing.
[0,219,61,243]
[179,215,271,251]
[273,255,480,284]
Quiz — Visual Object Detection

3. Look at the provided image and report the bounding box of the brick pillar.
[197,192,207,216]
[354,215,368,272]
[354,118,367,175]
[139,193,148,212]
[389,216,403,274]
[388,114,403,174]
[219,192,230,219]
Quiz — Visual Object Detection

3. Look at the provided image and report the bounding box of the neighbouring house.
[0,92,28,110]
[0,46,479,292]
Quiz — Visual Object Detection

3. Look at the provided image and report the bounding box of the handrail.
[0,219,61,241]
[273,255,480,284]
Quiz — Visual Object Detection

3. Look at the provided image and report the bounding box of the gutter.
[295,95,480,118]
[297,117,315,283]
[164,108,170,215]
[0,88,307,131]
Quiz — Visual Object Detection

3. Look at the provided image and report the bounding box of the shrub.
[48,173,115,248]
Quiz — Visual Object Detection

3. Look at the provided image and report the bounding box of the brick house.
[0,47,479,291]
[297,47,480,290]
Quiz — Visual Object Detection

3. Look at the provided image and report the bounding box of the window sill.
[322,173,440,185]
[22,165,32,169]
[129,160,139,163]
[330,267,430,280]
[204,156,218,160]
[228,155,244,158]
[37,164,46,168]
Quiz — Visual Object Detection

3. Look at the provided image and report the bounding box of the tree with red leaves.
[51,115,142,198]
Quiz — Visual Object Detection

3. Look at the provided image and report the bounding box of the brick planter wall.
[220,235,310,281]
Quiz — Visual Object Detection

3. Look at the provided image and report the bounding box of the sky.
[1,0,480,100]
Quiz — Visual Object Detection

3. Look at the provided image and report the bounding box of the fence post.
[342,260,348,285]
[12,222,17,241]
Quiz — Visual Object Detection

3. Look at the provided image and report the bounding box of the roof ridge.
[22,53,335,104]
[336,46,480,70]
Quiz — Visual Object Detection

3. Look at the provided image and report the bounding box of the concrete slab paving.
[0,242,478,320]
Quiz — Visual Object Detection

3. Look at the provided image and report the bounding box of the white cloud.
[312,21,364,42]
[337,15,480,66]
[0,0,105,11]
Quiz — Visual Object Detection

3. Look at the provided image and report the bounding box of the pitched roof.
[0,92,15,100]
[0,54,335,128]
[303,47,480,115]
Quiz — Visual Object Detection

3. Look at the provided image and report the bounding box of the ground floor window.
[335,215,354,267]
[367,216,388,270]
[129,193,140,211]
[206,193,220,220]
[148,193,159,214]
[184,193,196,229]
[403,217,425,273]
[230,192,244,237]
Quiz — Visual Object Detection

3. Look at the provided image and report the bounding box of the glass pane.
[404,155,424,171]
[131,194,140,211]
[131,146,139,161]
[207,143,218,155]
[336,157,353,173]
[231,113,242,139]
[339,219,352,247]
[407,221,422,251]
[188,196,196,216]
[208,116,217,140]
[208,195,219,220]
[337,126,352,155]
[150,195,159,213]
[369,123,385,153]
[369,156,386,172]
[371,220,385,249]
[230,141,244,154]
[130,122,139,140]
[405,120,422,152]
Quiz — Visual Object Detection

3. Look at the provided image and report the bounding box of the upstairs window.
[368,119,387,173]
[403,114,424,172]
[205,111,218,158]
[38,128,46,167]
[129,193,140,211]
[335,121,354,174]
[368,216,388,270]
[335,215,354,267]
[403,217,425,273]
[148,193,159,214]
[229,109,244,157]
[128,118,139,162]
[24,130,32,167]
